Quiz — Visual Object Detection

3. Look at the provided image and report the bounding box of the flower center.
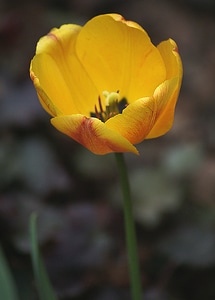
[90,91,128,122]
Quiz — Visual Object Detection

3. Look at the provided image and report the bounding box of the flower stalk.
[115,153,142,300]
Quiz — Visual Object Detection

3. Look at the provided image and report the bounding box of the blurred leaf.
[163,143,204,177]
[30,213,58,300]
[159,225,215,266]
[110,167,182,226]
[0,246,19,300]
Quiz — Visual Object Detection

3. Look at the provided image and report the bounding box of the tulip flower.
[30,13,182,155]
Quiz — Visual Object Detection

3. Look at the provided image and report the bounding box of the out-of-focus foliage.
[0,246,19,300]
[30,214,58,300]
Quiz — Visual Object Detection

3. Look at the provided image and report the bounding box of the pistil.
[90,91,128,122]
[103,90,120,119]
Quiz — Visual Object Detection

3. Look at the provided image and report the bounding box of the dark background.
[0,0,215,299]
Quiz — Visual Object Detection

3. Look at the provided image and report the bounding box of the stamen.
[98,96,104,113]
[94,104,100,118]
[94,102,105,122]
[90,91,128,122]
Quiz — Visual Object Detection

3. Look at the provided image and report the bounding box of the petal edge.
[51,115,139,155]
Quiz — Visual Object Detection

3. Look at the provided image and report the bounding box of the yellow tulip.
[30,14,182,155]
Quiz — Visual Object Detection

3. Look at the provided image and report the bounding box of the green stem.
[115,153,142,300]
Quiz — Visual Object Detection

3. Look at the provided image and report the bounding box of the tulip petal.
[31,25,99,116]
[105,97,156,144]
[145,39,182,138]
[146,77,179,138]
[51,115,138,155]
[158,38,183,82]
[35,24,81,55]
[76,14,166,104]
[29,71,61,116]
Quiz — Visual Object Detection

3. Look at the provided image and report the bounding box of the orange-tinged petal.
[35,24,81,55]
[30,24,99,116]
[105,97,156,144]
[146,77,179,138]
[51,114,138,155]
[76,14,166,104]
[107,13,147,31]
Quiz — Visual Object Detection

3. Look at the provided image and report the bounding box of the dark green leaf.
[0,246,19,300]
[30,213,58,300]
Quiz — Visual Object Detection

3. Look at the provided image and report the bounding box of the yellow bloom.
[30,14,182,155]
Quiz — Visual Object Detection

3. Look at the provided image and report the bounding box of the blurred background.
[0,0,215,299]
